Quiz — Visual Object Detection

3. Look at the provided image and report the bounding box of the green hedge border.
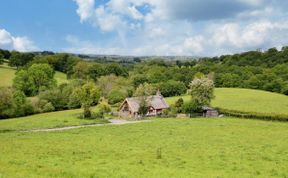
[217,108,288,122]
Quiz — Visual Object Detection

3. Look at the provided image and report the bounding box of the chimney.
[156,89,162,97]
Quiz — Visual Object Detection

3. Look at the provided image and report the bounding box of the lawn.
[0,63,16,87]
[0,107,108,132]
[0,118,287,177]
[166,88,288,116]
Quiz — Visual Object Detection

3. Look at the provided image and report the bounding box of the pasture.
[0,63,68,87]
[0,64,16,87]
[166,88,288,117]
[0,107,107,132]
[0,118,287,177]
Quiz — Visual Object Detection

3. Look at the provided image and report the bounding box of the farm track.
[23,119,151,133]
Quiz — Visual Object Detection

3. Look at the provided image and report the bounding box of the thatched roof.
[121,95,169,113]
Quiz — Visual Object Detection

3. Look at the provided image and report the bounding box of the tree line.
[0,47,287,119]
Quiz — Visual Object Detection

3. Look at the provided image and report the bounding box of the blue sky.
[0,0,288,56]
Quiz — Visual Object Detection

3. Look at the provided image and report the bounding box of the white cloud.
[71,0,288,56]
[74,0,95,22]
[0,29,38,52]
[94,6,124,32]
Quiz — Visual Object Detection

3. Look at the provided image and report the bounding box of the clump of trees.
[0,88,34,118]
[1,46,288,119]
[13,64,56,96]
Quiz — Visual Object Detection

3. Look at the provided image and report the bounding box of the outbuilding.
[202,106,219,117]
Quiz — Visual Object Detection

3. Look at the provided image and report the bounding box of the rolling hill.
[0,63,69,87]
[0,63,16,87]
[166,88,288,117]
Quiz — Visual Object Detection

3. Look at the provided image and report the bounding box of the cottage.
[119,91,169,118]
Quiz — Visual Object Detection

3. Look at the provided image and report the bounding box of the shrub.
[175,98,184,113]
[97,100,112,113]
[158,80,187,97]
[92,111,104,119]
[42,102,55,112]
[107,89,126,104]
[22,101,36,116]
[39,89,68,111]
[0,87,14,118]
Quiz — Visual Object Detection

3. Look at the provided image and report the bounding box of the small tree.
[138,99,149,117]
[72,82,101,118]
[133,83,155,117]
[175,98,184,113]
[189,76,214,112]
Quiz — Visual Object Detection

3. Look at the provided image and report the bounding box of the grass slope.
[0,107,107,132]
[0,63,68,87]
[55,71,69,85]
[0,64,16,87]
[166,88,288,116]
[0,118,287,177]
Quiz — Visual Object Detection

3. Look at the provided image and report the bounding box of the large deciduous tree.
[189,76,215,112]
[13,64,56,96]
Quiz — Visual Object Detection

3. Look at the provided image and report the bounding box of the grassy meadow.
[167,88,288,116]
[55,71,69,85]
[0,107,107,132]
[0,63,68,87]
[0,118,287,178]
[0,63,16,87]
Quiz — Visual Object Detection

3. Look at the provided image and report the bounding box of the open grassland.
[0,107,107,132]
[166,88,288,117]
[0,118,287,178]
[55,71,69,85]
[0,63,68,87]
[0,64,16,87]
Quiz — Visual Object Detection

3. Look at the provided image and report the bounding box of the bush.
[107,89,126,104]
[158,80,187,97]
[181,101,202,113]
[42,102,55,112]
[22,101,36,116]
[97,100,112,113]
[39,89,68,111]
[175,98,184,113]
[92,111,104,119]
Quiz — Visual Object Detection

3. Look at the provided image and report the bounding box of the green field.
[0,63,68,87]
[0,107,107,132]
[55,71,69,85]
[0,64,16,87]
[167,88,288,116]
[0,118,287,177]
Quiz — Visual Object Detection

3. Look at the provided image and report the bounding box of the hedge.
[217,108,288,122]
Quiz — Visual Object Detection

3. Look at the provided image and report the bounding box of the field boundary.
[218,108,288,122]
